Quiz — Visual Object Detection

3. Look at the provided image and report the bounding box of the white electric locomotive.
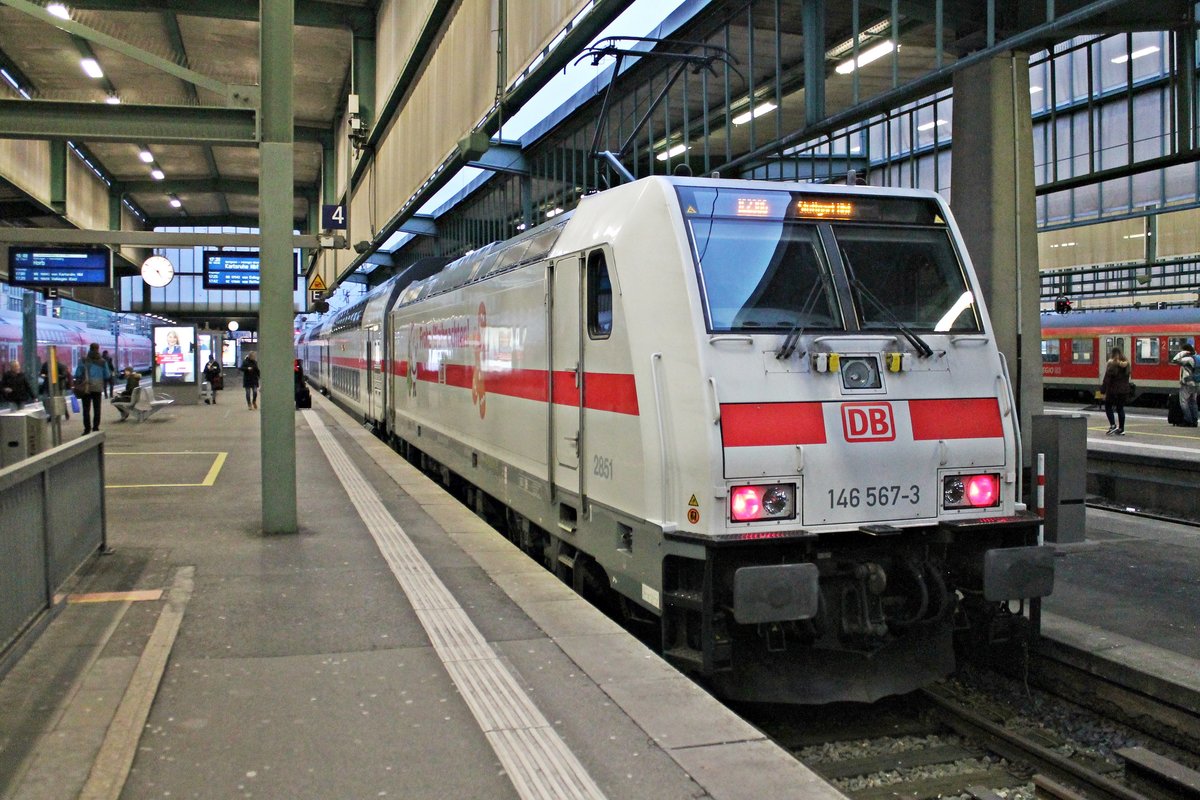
[304,177,1054,704]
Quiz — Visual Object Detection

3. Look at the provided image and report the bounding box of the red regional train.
[0,307,153,375]
[1041,308,1199,399]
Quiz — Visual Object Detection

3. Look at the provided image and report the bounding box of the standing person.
[1172,343,1198,427]
[101,350,116,398]
[203,357,223,404]
[239,352,260,409]
[74,343,113,433]
[1,360,36,408]
[1100,347,1131,436]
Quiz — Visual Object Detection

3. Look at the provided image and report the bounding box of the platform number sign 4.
[322,204,346,230]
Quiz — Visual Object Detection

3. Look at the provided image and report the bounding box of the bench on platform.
[112,387,174,422]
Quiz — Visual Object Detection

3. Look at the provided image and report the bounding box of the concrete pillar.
[259,0,297,534]
[951,53,1043,477]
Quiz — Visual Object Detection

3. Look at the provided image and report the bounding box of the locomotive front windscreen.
[687,217,843,332]
[678,186,979,334]
[836,225,980,333]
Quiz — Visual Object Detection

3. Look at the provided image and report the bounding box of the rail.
[0,435,106,671]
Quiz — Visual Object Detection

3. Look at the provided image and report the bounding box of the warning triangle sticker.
[307,273,328,292]
[686,205,698,214]
[688,494,699,507]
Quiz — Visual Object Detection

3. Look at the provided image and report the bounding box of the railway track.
[744,668,1200,800]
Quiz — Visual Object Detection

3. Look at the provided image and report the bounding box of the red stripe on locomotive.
[720,402,827,447]
[909,398,1003,440]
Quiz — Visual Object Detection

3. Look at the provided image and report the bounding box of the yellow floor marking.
[67,589,164,604]
[105,451,228,489]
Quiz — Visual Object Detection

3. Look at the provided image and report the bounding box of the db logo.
[841,402,896,442]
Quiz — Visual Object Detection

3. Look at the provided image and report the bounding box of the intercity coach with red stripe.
[299,176,1054,704]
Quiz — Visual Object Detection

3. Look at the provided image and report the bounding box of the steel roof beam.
[0,0,251,103]
[397,215,437,236]
[0,99,256,144]
[121,177,310,195]
[56,0,374,34]
[160,9,229,216]
[0,227,317,247]
[465,142,529,175]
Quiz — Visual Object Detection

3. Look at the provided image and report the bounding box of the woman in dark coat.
[1101,347,1131,436]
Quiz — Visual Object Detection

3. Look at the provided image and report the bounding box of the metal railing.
[0,435,106,665]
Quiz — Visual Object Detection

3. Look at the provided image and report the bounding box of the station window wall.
[399,19,1198,302]
[119,226,304,315]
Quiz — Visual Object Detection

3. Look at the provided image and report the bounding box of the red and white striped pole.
[1036,453,1046,546]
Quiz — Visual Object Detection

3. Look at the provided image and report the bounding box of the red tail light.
[731,487,762,521]
[965,474,999,507]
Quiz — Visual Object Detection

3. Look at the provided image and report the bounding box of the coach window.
[1134,337,1160,364]
[1041,339,1060,363]
[1071,339,1094,364]
[587,251,613,339]
[1168,337,1194,360]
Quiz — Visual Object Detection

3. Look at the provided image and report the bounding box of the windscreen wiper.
[776,281,825,360]
[850,278,935,358]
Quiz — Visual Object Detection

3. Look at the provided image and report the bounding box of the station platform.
[0,386,843,800]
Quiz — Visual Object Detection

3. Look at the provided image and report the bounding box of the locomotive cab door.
[550,256,583,490]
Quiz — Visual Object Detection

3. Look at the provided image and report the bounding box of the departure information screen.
[203,251,299,289]
[8,247,112,287]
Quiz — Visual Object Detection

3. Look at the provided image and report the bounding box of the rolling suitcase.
[1168,392,1186,425]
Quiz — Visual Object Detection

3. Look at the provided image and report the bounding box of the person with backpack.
[1171,343,1198,427]
[74,342,113,433]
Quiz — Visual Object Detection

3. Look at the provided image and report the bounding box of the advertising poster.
[154,325,197,384]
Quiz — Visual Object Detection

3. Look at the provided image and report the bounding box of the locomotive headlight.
[731,483,796,522]
[943,477,965,506]
[841,356,881,390]
[943,473,1001,509]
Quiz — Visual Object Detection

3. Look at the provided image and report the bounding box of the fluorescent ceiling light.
[916,119,946,132]
[1112,46,1159,64]
[835,40,895,75]
[80,58,103,79]
[18,88,30,99]
[0,68,17,90]
[656,143,688,162]
[46,3,70,19]
[139,149,154,163]
[732,101,777,126]
[169,198,182,208]
[151,168,165,180]
[105,95,120,105]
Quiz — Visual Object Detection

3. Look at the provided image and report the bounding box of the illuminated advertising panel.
[154,325,197,385]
